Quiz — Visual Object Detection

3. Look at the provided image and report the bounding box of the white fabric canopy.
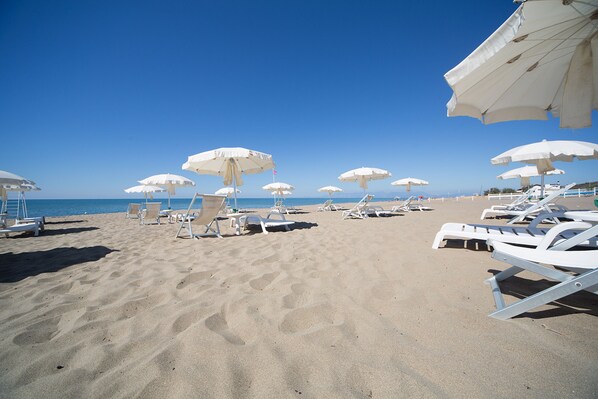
[492,139,597,195]
[139,173,195,208]
[124,185,166,194]
[491,140,598,173]
[445,0,598,128]
[391,177,429,192]
[182,147,274,209]
[338,167,391,190]
[0,170,36,188]
[182,147,274,187]
[262,182,294,193]
[271,190,292,196]
[497,165,564,187]
[318,186,343,196]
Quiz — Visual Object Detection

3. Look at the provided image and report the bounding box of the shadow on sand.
[40,227,99,236]
[44,219,87,225]
[486,269,598,319]
[0,246,116,283]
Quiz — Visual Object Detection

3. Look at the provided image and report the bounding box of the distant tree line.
[483,187,517,195]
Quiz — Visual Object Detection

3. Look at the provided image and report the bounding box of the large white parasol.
[0,170,39,216]
[491,140,598,196]
[445,0,598,128]
[182,147,274,210]
[338,167,391,191]
[391,177,429,192]
[263,182,294,206]
[138,173,195,208]
[497,165,564,187]
[317,186,343,197]
[124,184,166,204]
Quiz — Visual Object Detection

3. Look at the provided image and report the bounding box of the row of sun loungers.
[432,183,598,320]
[342,195,432,219]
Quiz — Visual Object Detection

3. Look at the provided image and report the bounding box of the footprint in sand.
[282,283,309,309]
[279,304,343,335]
[249,271,279,290]
[176,270,215,289]
[205,312,245,345]
[13,317,60,345]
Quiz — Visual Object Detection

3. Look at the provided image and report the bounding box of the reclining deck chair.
[497,183,574,224]
[0,220,40,237]
[391,196,414,212]
[140,202,162,225]
[126,203,141,219]
[317,199,339,211]
[342,195,374,219]
[485,224,598,320]
[240,211,295,235]
[432,211,597,250]
[480,189,534,220]
[175,194,226,239]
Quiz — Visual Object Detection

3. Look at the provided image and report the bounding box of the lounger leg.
[260,220,269,234]
[488,269,598,320]
[487,250,598,320]
[431,232,445,249]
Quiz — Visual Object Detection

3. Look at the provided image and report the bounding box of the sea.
[21,197,397,218]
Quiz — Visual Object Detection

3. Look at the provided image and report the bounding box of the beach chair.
[139,202,162,225]
[485,226,598,320]
[317,199,340,212]
[240,211,295,235]
[175,194,226,238]
[126,203,141,219]
[391,196,415,212]
[342,195,374,219]
[480,189,534,220]
[1,220,40,237]
[432,211,597,250]
[502,183,574,224]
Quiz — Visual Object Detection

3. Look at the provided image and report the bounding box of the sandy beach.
[0,196,596,398]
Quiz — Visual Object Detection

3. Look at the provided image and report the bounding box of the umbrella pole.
[540,173,545,198]
[233,175,238,211]
[168,192,171,209]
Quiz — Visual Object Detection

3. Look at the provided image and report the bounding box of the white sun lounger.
[342,195,374,219]
[240,211,295,235]
[485,183,574,224]
[140,202,162,225]
[432,211,597,250]
[485,226,598,320]
[126,203,141,219]
[1,221,40,237]
[175,194,226,239]
[317,199,339,211]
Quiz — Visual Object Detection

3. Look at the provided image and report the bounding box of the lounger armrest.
[535,221,593,250]
[266,211,288,221]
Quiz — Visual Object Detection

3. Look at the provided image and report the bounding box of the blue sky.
[1,0,596,199]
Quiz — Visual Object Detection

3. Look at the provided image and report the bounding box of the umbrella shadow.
[0,246,116,283]
[242,221,318,235]
[486,269,598,319]
[44,219,87,225]
[41,227,99,236]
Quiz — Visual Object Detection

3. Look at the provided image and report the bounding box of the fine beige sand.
[0,196,596,398]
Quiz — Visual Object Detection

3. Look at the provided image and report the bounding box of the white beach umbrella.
[263,182,294,206]
[445,0,598,128]
[491,140,598,196]
[138,173,195,209]
[182,147,275,210]
[338,167,391,191]
[391,177,429,192]
[271,190,293,196]
[0,170,38,215]
[124,184,166,204]
[497,165,565,187]
[318,186,343,197]
[215,187,241,197]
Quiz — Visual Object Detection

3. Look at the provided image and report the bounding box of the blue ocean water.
[23,197,395,217]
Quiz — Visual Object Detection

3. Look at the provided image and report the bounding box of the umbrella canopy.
[124,184,166,204]
[182,147,274,209]
[215,187,241,197]
[445,0,598,128]
[138,173,195,208]
[262,182,294,193]
[491,139,598,195]
[338,167,391,190]
[271,190,293,196]
[0,170,35,188]
[318,186,343,196]
[497,165,565,187]
[391,177,429,192]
